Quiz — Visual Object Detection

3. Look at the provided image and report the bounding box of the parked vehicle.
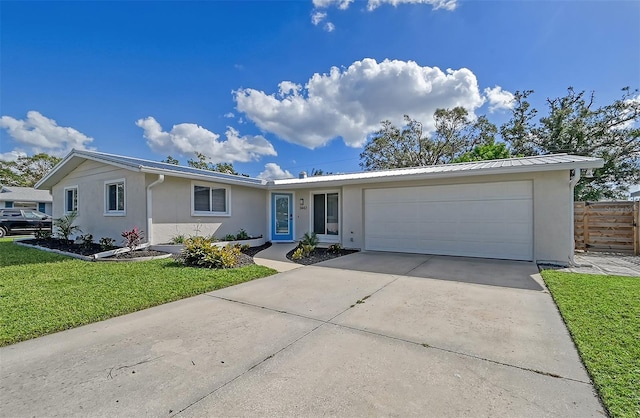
[0,209,52,238]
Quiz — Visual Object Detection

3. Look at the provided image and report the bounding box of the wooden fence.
[574,201,639,255]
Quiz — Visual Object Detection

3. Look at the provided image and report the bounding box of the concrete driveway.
[0,253,604,417]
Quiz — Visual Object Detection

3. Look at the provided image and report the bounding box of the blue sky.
[1,0,638,179]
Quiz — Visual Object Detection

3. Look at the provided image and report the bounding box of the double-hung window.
[105,179,125,215]
[192,183,229,216]
[64,186,78,213]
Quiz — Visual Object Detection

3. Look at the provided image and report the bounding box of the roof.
[36,149,267,189]
[0,186,52,202]
[35,149,604,190]
[272,154,604,188]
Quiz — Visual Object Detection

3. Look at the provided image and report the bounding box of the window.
[105,180,125,215]
[38,203,46,213]
[192,183,229,216]
[64,187,78,213]
[5,201,13,208]
[313,192,339,236]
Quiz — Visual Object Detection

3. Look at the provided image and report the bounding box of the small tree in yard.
[54,212,82,243]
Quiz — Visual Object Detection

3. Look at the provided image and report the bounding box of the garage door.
[364,181,533,261]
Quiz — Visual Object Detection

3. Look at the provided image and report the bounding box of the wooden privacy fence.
[575,201,640,255]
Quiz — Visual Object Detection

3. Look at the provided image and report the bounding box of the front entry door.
[271,193,293,241]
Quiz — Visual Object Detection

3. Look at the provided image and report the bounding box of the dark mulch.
[241,242,272,258]
[111,250,169,259]
[286,246,359,265]
[21,238,108,256]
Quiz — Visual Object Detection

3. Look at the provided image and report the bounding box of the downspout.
[568,169,581,266]
[146,174,165,245]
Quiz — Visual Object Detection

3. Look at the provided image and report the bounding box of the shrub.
[54,212,82,242]
[222,233,237,241]
[170,234,185,244]
[79,233,94,249]
[178,236,241,269]
[291,247,305,260]
[328,243,343,254]
[121,227,144,252]
[236,228,250,240]
[34,228,52,240]
[301,244,315,257]
[99,237,116,251]
[301,231,319,247]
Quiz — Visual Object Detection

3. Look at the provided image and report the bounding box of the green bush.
[291,247,305,260]
[170,234,185,244]
[54,211,82,242]
[328,243,343,254]
[301,231,319,247]
[236,228,250,240]
[99,237,116,251]
[222,233,237,241]
[178,236,241,269]
[34,228,52,240]
[79,233,94,249]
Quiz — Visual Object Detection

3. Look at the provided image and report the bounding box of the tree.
[501,87,640,200]
[0,153,61,187]
[187,152,239,175]
[451,139,511,163]
[360,108,498,170]
[310,168,332,176]
[162,156,179,165]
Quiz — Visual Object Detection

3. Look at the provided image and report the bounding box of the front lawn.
[542,271,639,418]
[0,238,276,346]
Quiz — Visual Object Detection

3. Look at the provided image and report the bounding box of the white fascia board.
[270,158,605,189]
[140,168,268,188]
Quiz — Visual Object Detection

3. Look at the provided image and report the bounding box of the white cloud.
[257,163,295,180]
[311,10,327,25]
[235,58,485,149]
[484,86,515,112]
[0,150,27,161]
[313,0,353,10]
[311,0,456,29]
[0,111,94,157]
[366,0,457,11]
[223,112,235,118]
[136,117,277,163]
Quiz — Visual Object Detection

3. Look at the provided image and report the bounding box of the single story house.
[35,150,603,265]
[0,185,53,214]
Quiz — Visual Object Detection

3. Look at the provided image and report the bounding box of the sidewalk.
[254,242,302,272]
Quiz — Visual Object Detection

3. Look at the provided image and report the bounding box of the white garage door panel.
[364,181,533,261]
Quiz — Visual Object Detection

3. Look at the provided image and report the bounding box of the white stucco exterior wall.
[50,160,147,242]
[149,175,267,244]
[293,170,572,264]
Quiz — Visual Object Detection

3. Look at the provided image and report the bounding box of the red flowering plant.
[121,227,144,252]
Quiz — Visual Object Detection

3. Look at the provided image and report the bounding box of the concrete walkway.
[253,242,301,272]
[556,253,640,276]
[0,252,604,417]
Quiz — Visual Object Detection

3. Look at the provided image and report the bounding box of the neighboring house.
[630,189,640,200]
[36,150,603,265]
[0,185,53,215]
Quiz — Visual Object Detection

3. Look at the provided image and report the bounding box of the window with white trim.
[192,184,229,216]
[64,186,78,213]
[105,180,125,214]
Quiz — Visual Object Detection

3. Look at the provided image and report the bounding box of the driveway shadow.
[317,252,542,291]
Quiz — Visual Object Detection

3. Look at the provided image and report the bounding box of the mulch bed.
[286,246,359,266]
[21,238,107,256]
[21,238,272,266]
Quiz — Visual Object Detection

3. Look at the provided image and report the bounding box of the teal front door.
[271,193,293,241]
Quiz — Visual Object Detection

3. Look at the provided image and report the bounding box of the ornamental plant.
[53,211,82,243]
[178,236,240,269]
[121,227,143,252]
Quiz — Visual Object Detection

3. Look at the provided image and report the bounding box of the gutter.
[568,169,582,265]
[146,174,165,245]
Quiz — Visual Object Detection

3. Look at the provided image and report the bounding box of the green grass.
[542,270,640,418]
[0,238,276,346]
